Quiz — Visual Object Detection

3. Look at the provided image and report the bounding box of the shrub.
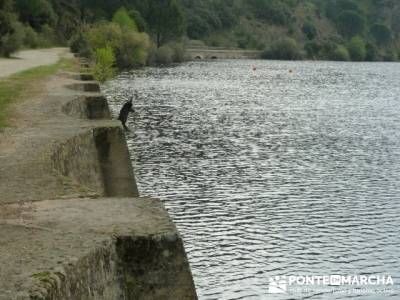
[115,29,150,69]
[112,7,138,31]
[85,22,122,51]
[262,38,303,60]
[319,41,351,61]
[93,46,116,82]
[36,24,57,47]
[332,45,350,61]
[347,36,366,61]
[147,42,186,65]
[0,21,25,57]
[23,25,40,48]
[69,31,92,57]
[85,22,151,69]
[169,43,186,62]
[148,45,174,65]
[0,3,24,57]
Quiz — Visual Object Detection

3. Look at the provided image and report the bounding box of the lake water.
[102,60,400,300]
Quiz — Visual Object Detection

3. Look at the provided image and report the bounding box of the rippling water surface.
[102,60,400,300]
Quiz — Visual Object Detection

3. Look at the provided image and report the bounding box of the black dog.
[118,97,135,130]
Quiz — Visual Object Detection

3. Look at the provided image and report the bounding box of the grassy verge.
[0,58,76,128]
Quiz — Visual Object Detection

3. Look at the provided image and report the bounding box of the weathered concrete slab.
[0,56,197,299]
[0,197,196,300]
[0,70,138,204]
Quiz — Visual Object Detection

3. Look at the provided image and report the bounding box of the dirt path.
[0,48,69,78]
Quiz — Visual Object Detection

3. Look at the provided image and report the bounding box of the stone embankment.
[0,55,197,299]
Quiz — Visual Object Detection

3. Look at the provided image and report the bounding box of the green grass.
[0,58,76,128]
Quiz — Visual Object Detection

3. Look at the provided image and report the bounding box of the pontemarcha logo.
[268,276,287,294]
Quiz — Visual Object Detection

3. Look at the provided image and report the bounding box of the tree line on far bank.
[1,0,399,78]
[182,0,400,62]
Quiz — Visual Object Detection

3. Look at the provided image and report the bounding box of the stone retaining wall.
[0,57,197,300]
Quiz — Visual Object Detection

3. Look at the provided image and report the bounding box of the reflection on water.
[102,60,400,300]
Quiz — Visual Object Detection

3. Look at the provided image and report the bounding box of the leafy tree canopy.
[112,7,138,31]
[337,10,366,38]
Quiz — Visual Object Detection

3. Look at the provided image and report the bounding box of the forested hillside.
[1,0,399,62]
[183,0,400,61]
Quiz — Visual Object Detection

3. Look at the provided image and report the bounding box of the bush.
[262,38,303,60]
[112,7,138,31]
[347,36,366,61]
[69,31,92,57]
[0,3,24,57]
[332,45,350,61]
[115,29,150,69]
[93,46,116,82]
[170,43,186,62]
[85,22,151,69]
[318,41,350,61]
[147,42,186,65]
[152,45,174,65]
[23,25,40,48]
[36,24,57,47]
[0,21,25,57]
[85,22,122,51]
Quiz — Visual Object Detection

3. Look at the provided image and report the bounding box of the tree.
[112,7,138,31]
[16,0,57,31]
[365,42,379,61]
[326,0,361,21]
[369,23,391,45]
[50,0,81,40]
[187,14,211,39]
[336,10,366,38]
[302,22,317,40]
[304,41,321,59]
[128,9,147,32]
[0,0,24,57]
[250,0,292,26]
[347,36,366,61]
[145,0,185,47]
